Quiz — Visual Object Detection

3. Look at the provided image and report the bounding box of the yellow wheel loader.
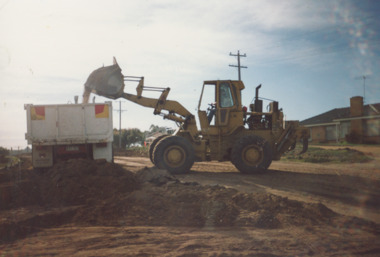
[83,58,309,174]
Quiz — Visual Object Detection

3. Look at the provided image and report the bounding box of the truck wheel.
[149,135,169,164]
[153,136,195,174]
[231,135,273,174]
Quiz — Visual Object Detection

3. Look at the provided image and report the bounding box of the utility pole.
[119,101,122,148]
[229,50,247,81]
[114,101,127,148]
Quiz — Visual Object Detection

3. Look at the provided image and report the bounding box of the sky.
[1,0,379,149]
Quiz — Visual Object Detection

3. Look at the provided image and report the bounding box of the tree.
[0,146,9,162]
[0,146,9,156]
[113,128,145,149]
[123,128,145,148]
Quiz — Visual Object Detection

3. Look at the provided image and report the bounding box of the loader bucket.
[84,58,125,99]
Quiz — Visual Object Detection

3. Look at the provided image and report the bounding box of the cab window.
[219,82,234,108]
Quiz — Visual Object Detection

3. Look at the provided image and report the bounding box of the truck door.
[198,81,237,128]
[198,82,217,128]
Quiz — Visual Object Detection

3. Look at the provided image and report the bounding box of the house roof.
[300,102,380,126]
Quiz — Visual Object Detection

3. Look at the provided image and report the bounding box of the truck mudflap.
[32,145,54,168]
[84,57,125,99]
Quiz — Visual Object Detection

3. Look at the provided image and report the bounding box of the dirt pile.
[0,159,139,210]
[0,159,140,242]
[42,159,139,206]
[98,182,339,228]
[1,159,379,243]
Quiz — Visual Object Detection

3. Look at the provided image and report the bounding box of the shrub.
[0,146,9,163]
[283,146,372,163]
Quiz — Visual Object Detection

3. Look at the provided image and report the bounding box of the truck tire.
[149,135,169,164]
[153,136,195,174]
[231,135,272,174]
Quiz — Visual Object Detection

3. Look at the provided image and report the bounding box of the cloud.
[0,0,341,80]
[0,0,379,148]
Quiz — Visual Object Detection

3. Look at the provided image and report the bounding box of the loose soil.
[1,145,380,256]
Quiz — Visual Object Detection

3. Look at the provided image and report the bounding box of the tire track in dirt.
[116,155,380,223]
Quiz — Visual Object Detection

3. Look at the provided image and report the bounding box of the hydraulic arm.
[83,58,197,134]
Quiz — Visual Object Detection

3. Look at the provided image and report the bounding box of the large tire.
[149,135,169,164]
[153,136,195,174]
[231,135,273,174]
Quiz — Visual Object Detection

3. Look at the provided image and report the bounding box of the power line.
[229,50,247,81]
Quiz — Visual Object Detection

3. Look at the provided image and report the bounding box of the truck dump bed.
[25,102,114,168]
[25,102,113,145]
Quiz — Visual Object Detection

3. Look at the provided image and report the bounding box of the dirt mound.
[54,175,379,233]
[1,160,379,243]
[1,159,140,242]
[42,159,139,206]
[80,183,340,228]
[0,159,139,210]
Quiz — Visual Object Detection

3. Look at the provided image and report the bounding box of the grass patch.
[283,146,373,163]
[115,146,149,157]
[0,156,21,169]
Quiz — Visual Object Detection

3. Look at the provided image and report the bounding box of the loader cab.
[198,80,245,134]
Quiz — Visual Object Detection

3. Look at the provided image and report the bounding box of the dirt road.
[1,146,379,256]
[115,145,380,224]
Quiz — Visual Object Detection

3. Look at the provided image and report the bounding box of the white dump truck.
[25,102,114,168]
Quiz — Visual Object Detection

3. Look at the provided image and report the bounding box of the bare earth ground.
[1,145,380,256]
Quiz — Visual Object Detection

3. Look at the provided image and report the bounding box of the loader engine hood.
[84,60,125,99]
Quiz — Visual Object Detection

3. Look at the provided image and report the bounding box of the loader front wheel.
[153,136,195,174]
[231,135,272,174]
[149,135,169,164]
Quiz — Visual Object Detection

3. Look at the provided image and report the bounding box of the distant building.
[145,132,166,146]
[300,96,380,144]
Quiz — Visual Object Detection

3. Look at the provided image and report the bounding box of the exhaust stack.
[254,84,263,112]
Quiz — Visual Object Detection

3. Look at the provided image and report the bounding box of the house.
[300,96,380,144]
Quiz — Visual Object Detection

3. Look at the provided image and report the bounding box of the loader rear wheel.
[153,136,195,174]
[149,135,169,164]
[231,135,272,174]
